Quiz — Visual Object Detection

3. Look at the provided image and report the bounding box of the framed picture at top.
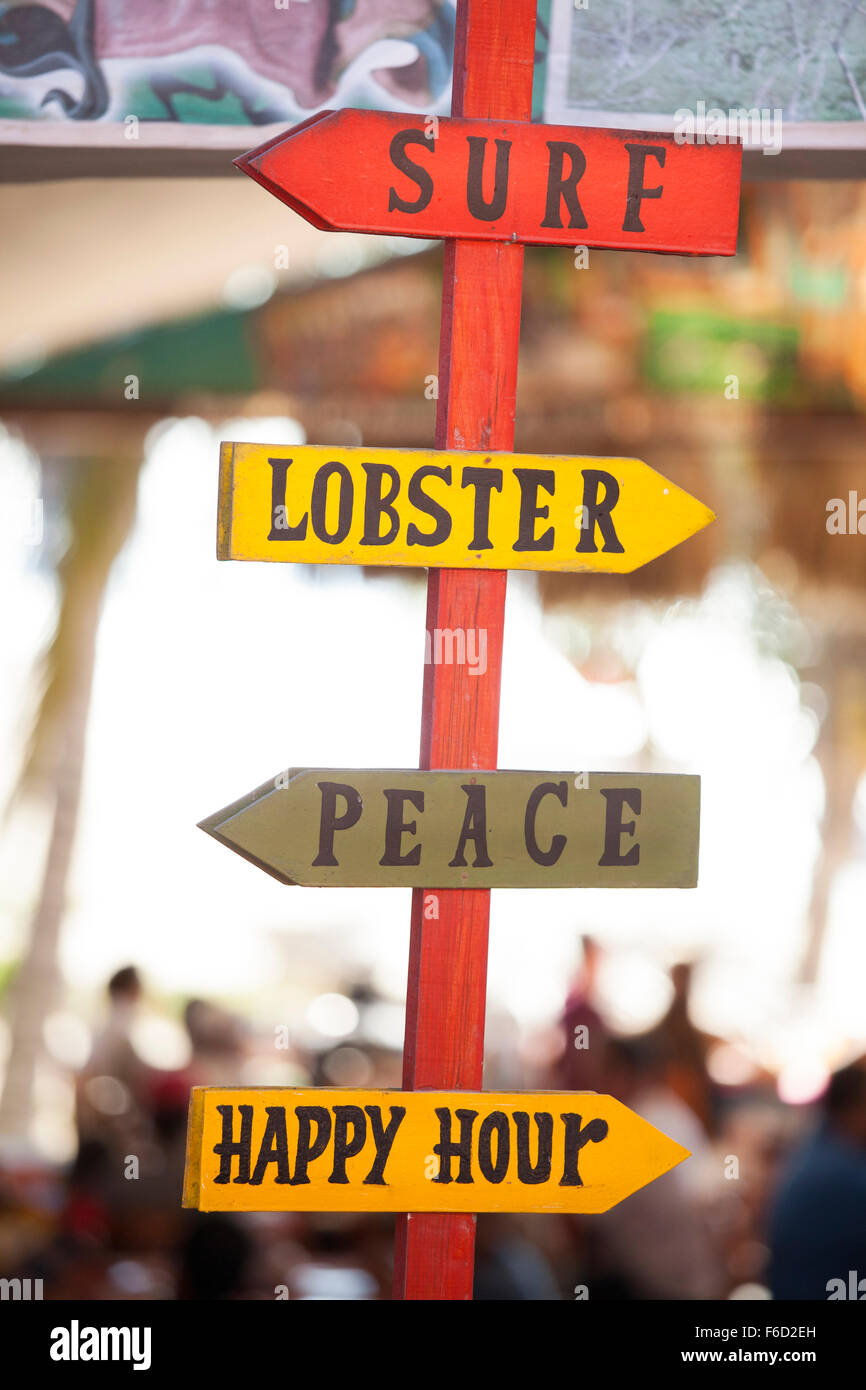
[544,0,866,177]
[2,0,865,179]
[0,0,458,178]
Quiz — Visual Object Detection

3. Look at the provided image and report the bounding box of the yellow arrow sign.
[218,442,713,574]
[183,1087,689,1215]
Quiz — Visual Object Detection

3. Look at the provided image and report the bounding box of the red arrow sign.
[236,109,741,256]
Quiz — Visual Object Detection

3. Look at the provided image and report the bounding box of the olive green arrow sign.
[199,769,700,889]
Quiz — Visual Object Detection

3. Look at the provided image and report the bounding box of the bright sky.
[2,416,865,1151]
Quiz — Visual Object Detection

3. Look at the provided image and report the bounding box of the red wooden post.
[393,0,537,1301]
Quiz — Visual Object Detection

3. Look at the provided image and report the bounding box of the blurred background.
[2,0,866,1300]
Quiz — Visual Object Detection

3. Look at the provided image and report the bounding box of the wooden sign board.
[218,442,714,574]
[236,110,741,256]
[199,769,700,889]
[183,1087,690,1215]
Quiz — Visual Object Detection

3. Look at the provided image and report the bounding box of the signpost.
[199,769,700,890]
[235,110,741,256]
[218,442,714,573]
[193,0,742,1300]
[183,1088,689,1216]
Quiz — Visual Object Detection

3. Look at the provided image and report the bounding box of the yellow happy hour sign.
[217,442,713,574]
[183,1087,689,1215]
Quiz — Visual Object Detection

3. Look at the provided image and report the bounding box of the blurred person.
[177,1215,253,1300]
[124,1070,194,1215]
[644,961,717,1134]
[474,1214,562,1300]
[75,966,150,1158]
[557,936,609,1093]
[6,1142,116,1301]
[582,1036,726,1299]
[62,1138,112,1246]
[768,1059,866,1300]
[183,998,247,1086]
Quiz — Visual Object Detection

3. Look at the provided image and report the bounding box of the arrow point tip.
[668,1140,692,1172]
[234,148,268,179]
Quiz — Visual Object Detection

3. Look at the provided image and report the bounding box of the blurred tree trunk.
[801,636,866,983]
[0,452,142,1145]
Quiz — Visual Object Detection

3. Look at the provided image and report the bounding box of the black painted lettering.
[249,1106,292,1185]
[433,1107,478,1184]
[363,1105,406,1185]
[466,136,511,221]
[329,1105,367,1184]
[360,463,400,546]
[380,788,424,867]
[513,1111,553,1184]
[559,1113,609,1186]
[622,143,666,233]
[541,141,588,229]
[524,781,568,866]
[477,1111,510,1184]
[461,466,503,551]
[267,458,308,541]
[598,787,641,867]
[407,465,453,546]
[289,1106,332,1185]
[388,129,434,214]
[310,462,353,545]
[575,469,624,554]
[312,781,363,867]
[449,784,493,868]
[213,1104,253,1184]
[513,468,555,552]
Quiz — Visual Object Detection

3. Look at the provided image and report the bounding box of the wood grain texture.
[395,0,537,1304]
[181,1086,205,1208]
[216,440,715,572]
[198,769,701,889]
[236,110,741,255]
[182,1088,690,1215]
